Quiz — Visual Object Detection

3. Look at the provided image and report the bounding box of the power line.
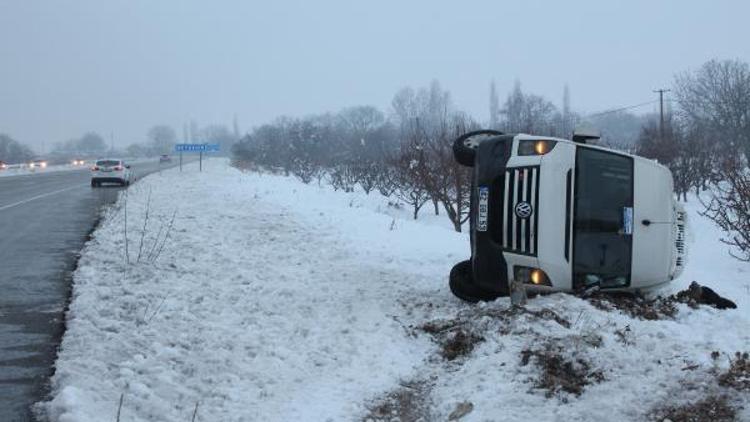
[584,99,661,118]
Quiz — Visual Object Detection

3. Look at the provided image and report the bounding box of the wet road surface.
[0,160,181,421]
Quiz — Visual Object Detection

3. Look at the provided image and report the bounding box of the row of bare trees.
[233,81,489,231]
[233,59,750,256]
[0,134,35,163]
[232,79,642,232]
[636,59,750,260]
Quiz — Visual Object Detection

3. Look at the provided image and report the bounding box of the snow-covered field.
[39,159,749,421]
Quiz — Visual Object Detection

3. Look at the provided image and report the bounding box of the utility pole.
[653,88,670,141]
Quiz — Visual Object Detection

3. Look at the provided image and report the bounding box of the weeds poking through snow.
[146,295,169,324]
[440,329,484,361]
[124,189,130,264]
[363,380,432,422]
[447,401,473,421]
[519,344,605,398]
[614,325,636,346]
[649,395,736,422]
[120,185,178,265]
[116,393,124,422]
[148,209,177,263]
[586,291,678,320]
[419,305,576,363]
[136,187,152,262]
[585,282,737,320]
[191,401,199,422]
[718,352,750,391]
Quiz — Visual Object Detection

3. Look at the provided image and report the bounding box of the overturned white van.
[449,130,687,302]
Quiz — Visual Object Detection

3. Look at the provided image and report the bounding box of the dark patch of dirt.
[363,381,432,422]
[584,282,737,320]
[447,401,473,420]
[522,308,572,329]
[519,344,604,398]
[418,306,570,361]
[718,352,750,391]
[586,291,678,320]
[419,306,569,336]
[441,329,484,361]
[649,395,737,422]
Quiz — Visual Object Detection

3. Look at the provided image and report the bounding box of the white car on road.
[91,159,133,187]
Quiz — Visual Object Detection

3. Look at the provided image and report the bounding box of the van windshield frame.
[572,146,634,290]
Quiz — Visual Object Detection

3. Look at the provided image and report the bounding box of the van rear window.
[96,160,120,166]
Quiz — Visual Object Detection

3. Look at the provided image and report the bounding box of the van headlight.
[514,266,552,287]
[518,139,557,156]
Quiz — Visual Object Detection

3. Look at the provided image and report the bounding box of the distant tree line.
[52,132,109,157]
[233,80,587,232]
[0,134,35,163]
[125,123,238,158]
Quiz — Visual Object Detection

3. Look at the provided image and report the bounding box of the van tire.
[449,260,500,303]
[452,130,504,167]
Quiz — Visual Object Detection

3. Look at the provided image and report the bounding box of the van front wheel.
[449,260,500,303]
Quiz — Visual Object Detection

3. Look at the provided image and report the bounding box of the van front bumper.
[469,135,514,296]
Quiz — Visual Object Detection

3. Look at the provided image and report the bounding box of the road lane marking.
[0,185,84,212]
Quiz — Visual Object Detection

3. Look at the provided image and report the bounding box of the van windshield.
[573,147,633,289]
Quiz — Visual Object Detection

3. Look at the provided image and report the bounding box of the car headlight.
[514,266,552,287]
[518,139,557,156]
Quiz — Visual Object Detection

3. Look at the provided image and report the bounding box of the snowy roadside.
[39,159,750,421]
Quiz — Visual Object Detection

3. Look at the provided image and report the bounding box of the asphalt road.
[0,160,182,421]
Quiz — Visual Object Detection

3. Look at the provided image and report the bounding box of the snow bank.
[39,159,750,421]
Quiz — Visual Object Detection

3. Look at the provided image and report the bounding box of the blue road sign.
[175,143,220,153]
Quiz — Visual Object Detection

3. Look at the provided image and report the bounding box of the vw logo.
[514,201,533,219]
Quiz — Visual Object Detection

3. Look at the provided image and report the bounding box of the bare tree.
[701,155,750,261]
[201,124,235,156]
[674,59,750,159]
[147,125,177,155]
[489,80,500,129]
[499,80,559,136]
[426,114,478,232]
[0,134,34,163]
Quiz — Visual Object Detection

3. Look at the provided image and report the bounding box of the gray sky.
[1,0,748,152]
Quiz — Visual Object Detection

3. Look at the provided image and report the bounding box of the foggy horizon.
[2,0,749,152]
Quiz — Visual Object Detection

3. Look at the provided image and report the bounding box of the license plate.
[477,186,489,232]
